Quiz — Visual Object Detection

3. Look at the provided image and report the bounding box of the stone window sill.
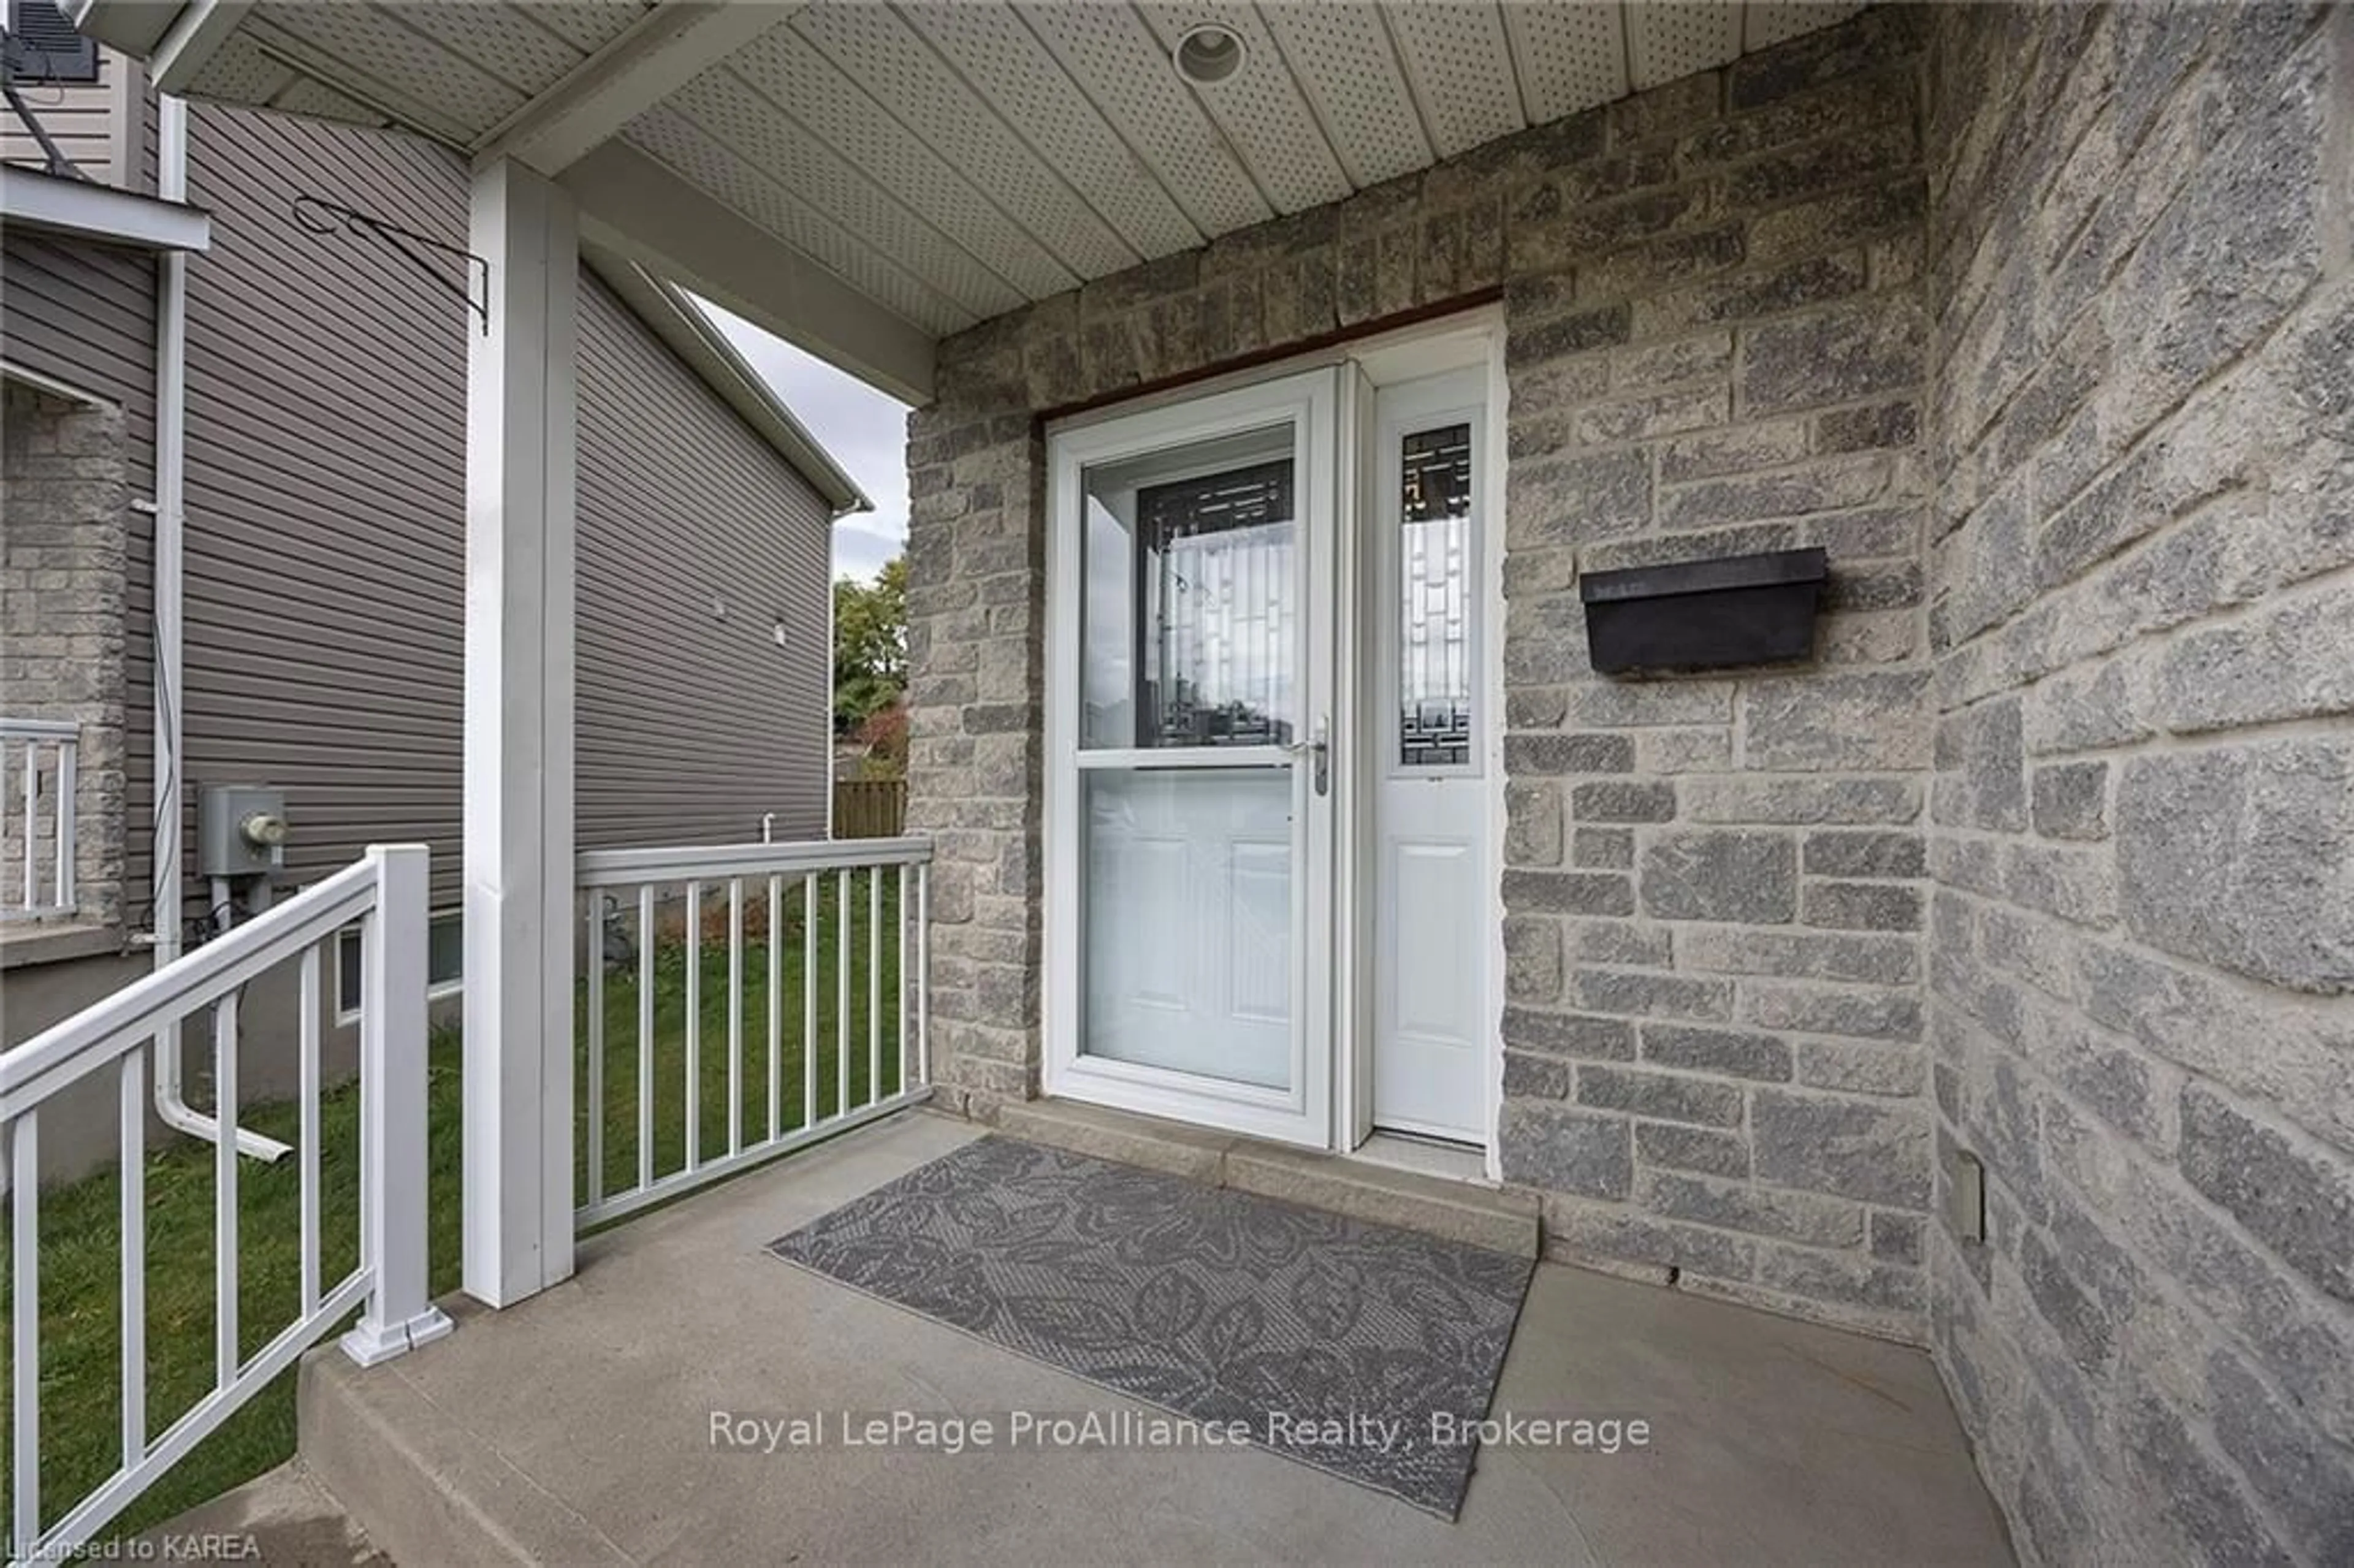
[0,921,128,972]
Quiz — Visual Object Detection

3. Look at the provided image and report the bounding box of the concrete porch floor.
[295,1111,2014,1566]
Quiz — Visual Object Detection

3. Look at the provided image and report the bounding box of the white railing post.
[917,862,930,1086]
[19,731,36,911]
[341,844,455,1366]
[54,731,75,912]
[12,1109,40,1562]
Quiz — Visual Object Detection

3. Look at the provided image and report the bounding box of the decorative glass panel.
[1399,422,1473,767]
[1081,427,1298,749]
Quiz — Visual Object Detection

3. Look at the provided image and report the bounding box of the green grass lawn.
[3,872,904,1549]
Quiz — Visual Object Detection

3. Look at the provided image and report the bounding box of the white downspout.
[148,94,288,1163]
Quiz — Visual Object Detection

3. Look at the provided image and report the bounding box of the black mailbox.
[1579,547,1829,674]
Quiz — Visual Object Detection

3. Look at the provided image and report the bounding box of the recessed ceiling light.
[1173,23,1245,86]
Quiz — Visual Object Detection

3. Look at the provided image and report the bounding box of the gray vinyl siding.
[576,272,833,851]
[177,105,468,907]
[0,232,155,455]
[0,224,158,921]
[172,105,833,913]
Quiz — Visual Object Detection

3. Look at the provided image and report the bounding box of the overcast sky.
[699,299,911,584]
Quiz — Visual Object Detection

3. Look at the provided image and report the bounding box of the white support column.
[463,158,579,1307]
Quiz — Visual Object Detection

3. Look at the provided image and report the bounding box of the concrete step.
[299,1309,633,1568]
[136,1459,388,1567]
[990,1098,1539,1257]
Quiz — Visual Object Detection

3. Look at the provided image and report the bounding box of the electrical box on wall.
[198,784,289,878]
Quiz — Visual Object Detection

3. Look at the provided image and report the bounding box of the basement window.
[335,910,465,1024]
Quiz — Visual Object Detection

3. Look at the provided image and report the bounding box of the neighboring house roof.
[0,161,208,251]
[584,245,873,520]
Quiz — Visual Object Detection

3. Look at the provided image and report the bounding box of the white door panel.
[1389,837,1479,1039]
[1370,370,1491,1143]
[1083,768,1293,1087]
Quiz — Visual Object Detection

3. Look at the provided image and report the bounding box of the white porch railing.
[574,837,931,1227]
[0,845,451,1564]
[0,719,78,921]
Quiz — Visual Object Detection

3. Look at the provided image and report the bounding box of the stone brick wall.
[908,8,1943,1334]
[1921,5,2354,1563]
[1,384,129,927]
[1490,14,1934,1344]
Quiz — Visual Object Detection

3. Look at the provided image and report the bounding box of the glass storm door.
[1045,370,1338,1147]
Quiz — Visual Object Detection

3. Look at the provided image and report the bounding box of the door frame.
[1042,308,1508,1174]
[1357,362,1495,1147]
[1335,315,1509,1179]
[1042,367,1340,1147]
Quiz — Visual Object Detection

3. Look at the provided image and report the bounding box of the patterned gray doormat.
[769,1136,1533,1519]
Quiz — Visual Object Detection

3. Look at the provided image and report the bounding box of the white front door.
[1366,368,1491,1144]
[1045,370,1339,1147]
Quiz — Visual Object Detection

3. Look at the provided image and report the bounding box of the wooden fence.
[833,778,907,839]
